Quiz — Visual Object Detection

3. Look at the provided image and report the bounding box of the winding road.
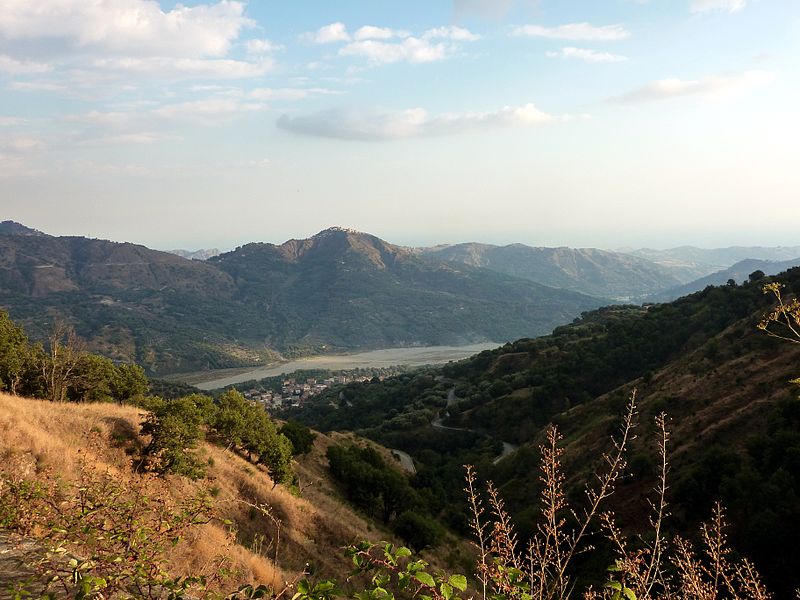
[432,388,517,465]
[391,388,517,475]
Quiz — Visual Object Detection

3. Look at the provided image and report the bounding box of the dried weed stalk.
[465,392,772,600]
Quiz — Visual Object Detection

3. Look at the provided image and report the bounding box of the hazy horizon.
[2,1,798,251]
[4,216,799,255]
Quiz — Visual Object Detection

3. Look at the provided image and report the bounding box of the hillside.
[289,268,800,595]
[0,393,437,596]
[628,245,800,280]
[209,228,603,351]
[418,242,683,300]
[647,257,800,302]
[0,224,603,374]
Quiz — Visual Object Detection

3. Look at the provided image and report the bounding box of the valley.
[3,220,800,596]
[3,3,797,597]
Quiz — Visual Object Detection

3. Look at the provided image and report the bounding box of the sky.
[1,0,798,251]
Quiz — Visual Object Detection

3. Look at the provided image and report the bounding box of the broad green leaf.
[449,575,467,592]
[623,587,637,600]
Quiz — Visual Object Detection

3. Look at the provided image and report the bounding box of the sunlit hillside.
[0,393,419,595]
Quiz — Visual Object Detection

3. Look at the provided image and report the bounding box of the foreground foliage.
[0,394,783,599]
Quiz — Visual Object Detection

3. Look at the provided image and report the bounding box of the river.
[178,343,499,390]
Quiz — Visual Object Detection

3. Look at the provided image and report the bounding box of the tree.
[280,420,317,455]
[213,389,249,449]
[258,432,294,487]
[111,363,149,404]
[140,396,207,479]
[71,353,116,402]
[392,510,441,551]
[0,310,31,395]
[39,320,84,403]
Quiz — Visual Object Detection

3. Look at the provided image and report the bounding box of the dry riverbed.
[167,343,500,391]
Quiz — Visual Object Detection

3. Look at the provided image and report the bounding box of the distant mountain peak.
[0,221,48,237]
[275,226,405,268]
[315,226,366,236]
[169,248,221,261]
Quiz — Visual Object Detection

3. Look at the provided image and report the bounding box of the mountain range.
[648,257,800,302]
[2,220,798,375]
[0,223,601,374]
[627,245,800,281]
[417,242,684,300]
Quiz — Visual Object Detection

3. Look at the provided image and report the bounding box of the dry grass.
[0,393,397,592]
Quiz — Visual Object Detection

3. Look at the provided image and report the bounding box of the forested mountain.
[208,228,601,352]
[418,242,684,300]
[0,224,603,374]
[289,267,800,595]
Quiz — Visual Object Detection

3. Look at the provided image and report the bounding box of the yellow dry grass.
[0,393,394,591]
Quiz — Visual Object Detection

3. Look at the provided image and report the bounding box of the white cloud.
[245,38,282,54]
[91,56,274,79]
[277,103,561,141]
[8,81,67,92]
[66,159,150,175]
[423,26,481,41]
[691,0,747,13]
[248,87,345,101]
[0,54,52,74]
[303,22,350,44]
[339,38,452,65]
[77,132,177,146]
[613,70,773,103]
[0,117,25,126]
[339,27,479,66]
[304,23,479,65]
[0,0,253,58]
[354,26,409,41]
[546,47,628,63]
[5,136,46,152]
[511,22,630,41]
[150,98,266,121]
[64,110,132,126]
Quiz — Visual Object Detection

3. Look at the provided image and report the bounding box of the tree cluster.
[140,389,295,485]
[0,310,147,403]
[326,443,441,550]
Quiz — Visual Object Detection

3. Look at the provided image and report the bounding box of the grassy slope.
[0,394,419,593]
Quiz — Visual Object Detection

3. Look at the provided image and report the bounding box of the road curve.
[433,389,517,465]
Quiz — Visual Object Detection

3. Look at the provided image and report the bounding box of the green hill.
[289,267,800,595]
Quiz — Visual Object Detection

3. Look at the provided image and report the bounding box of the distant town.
[231,367,406,412]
